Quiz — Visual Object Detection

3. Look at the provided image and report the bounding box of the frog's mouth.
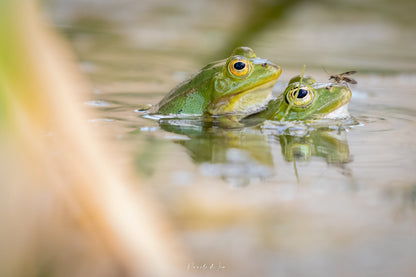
[323,103,350,119]
[318,86,352,119]
[207,80,277,116]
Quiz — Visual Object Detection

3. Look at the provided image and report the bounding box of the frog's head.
[275,75,352,120]
[207,47,281,116]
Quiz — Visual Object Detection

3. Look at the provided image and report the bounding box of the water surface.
[51,1,416,276]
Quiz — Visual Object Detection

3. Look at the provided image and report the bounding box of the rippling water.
[51,0,416,276]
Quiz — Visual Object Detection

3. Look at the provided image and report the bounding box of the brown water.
[50,0,416,276]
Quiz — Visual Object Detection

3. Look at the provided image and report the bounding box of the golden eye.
[228,58,250,77]
[286,86,314,107]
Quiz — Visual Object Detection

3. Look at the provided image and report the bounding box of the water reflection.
[44,0,416,275]
[279,130,350,164]
[158,117,273,186]
[156,116,353,185]
[384,182,416,218]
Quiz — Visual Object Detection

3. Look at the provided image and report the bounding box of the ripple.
[134,104,153,113]
[261,117,360,136]
[84,100,111,107]
[351,104,416,132]
[88,118,115,123]
[140,126,158,132]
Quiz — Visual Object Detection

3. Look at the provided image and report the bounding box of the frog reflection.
[279,130,350,164]
[271,128,352,183]
[158,118,352,185]
[159,118,274,186]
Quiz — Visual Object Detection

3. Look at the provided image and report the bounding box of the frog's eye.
[228,58,250,77]
[286,86,314,107]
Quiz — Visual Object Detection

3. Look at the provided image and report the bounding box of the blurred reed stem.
[0,1,184,276]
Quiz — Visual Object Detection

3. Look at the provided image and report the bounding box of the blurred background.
[1,0,415,276]
[48,0,416,79]
[48,0,416,276]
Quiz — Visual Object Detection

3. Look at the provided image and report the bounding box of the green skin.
[279,131,350,164]
[155,47,282,116]
[254,75,352,121]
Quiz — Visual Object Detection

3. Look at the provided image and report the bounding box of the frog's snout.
[342,87,352,102]
[267,63,282,79]
[261,61,279,69]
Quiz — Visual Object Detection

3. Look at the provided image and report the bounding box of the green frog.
[154,47,282,116]
[252,75,352,121]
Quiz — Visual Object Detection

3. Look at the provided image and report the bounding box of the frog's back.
[155,61,223,115]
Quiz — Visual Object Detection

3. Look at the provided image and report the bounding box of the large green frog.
[154,47,282,116]
[252,75,352,121]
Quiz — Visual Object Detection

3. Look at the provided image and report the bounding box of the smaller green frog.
[154,47,281,116]
[254,75,352,121]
